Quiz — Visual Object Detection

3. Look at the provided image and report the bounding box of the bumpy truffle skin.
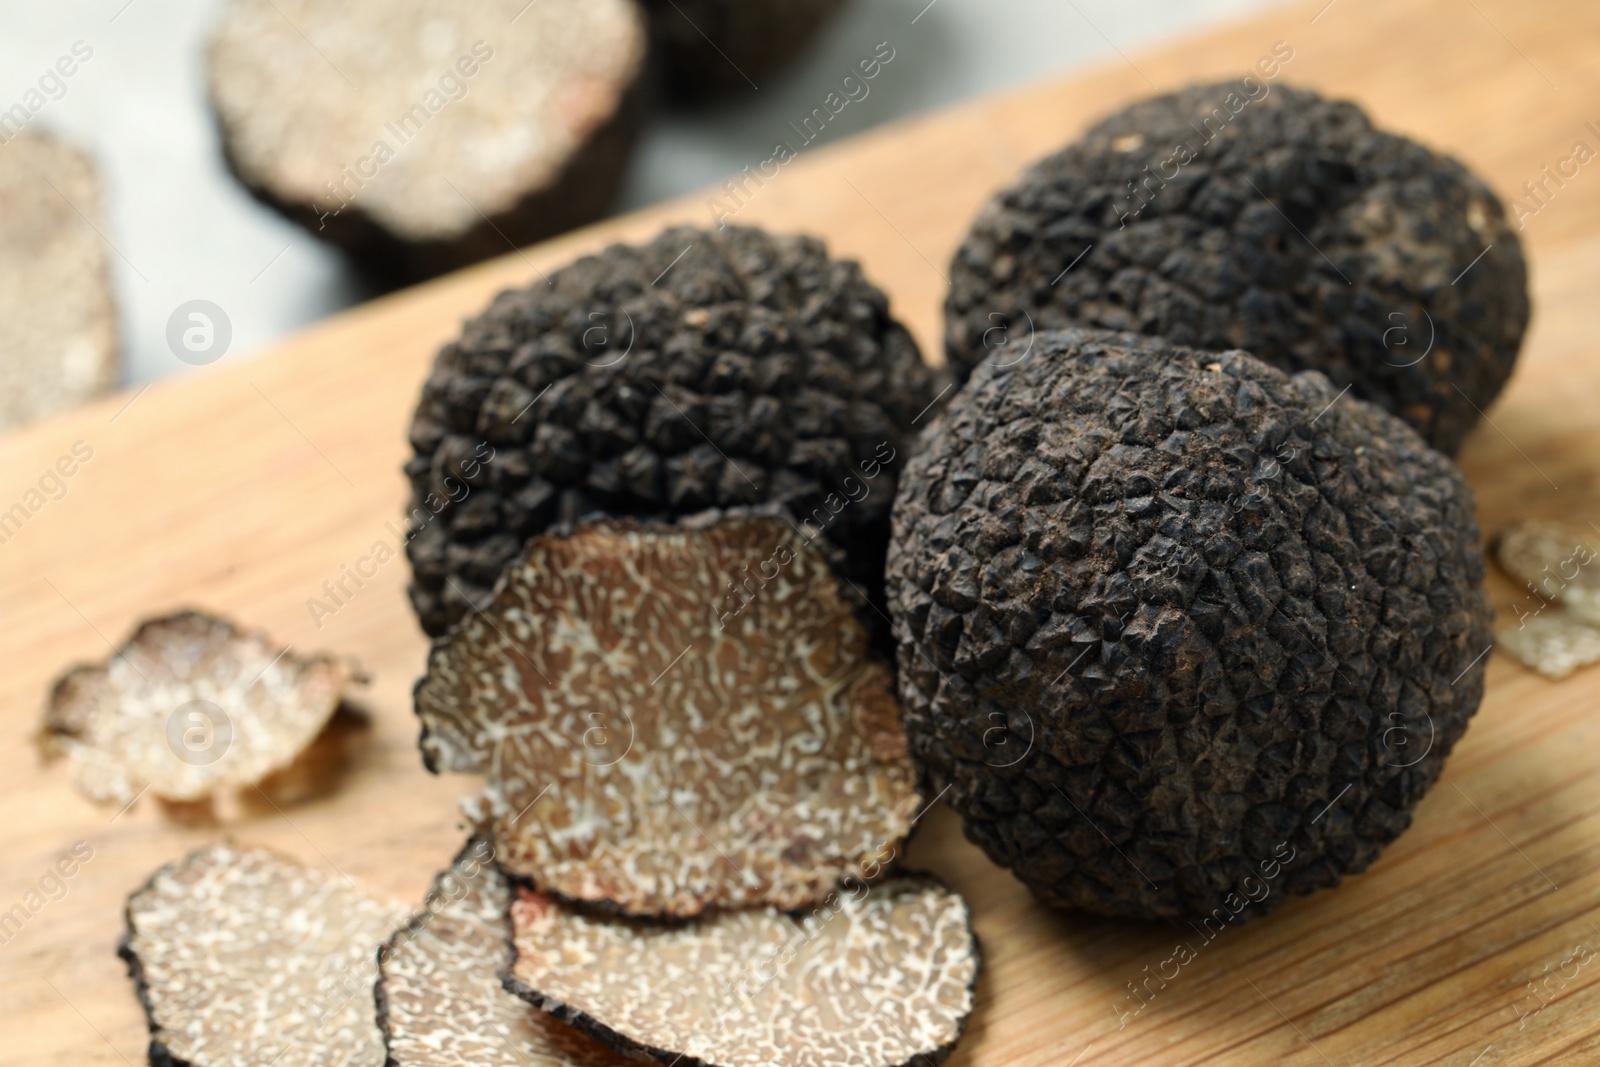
[945,82,1529,455]
[406,224,941,637]
[888,328,1493,922]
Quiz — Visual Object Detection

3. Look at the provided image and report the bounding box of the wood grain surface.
[2,0,1596,1063]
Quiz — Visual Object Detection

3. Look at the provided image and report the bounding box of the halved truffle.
[642,0,850,98]
[0,130,118,431]
[945,82,1530,454]
[889,328,1493,921]
[207,0,648,280]
[405,224,941,637]
[415,509,921,918]
[504,873,978,1066]
[39,610,361,807]
[377,838,628,1067]
[121,843,405,1067]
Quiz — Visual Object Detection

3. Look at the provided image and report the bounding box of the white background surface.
[0,0,1286,389]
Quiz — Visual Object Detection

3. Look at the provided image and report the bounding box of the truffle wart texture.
[207,0,648,280]
[888,329,1493,922]
[415,510,921,918]
[121,844,407,1067]
[946,82,1530,454]
[40,610,361,807]
[641,0,850,98]
[377,839,629,1067]
[406,224,940,638]
[0,130,118,431]
[504,874,979,1067]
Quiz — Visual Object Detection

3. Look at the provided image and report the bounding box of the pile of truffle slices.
[118,82,1531,1066]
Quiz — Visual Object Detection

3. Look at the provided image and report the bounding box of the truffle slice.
[377,839,628,1067]
[505,874,978,1067]
[415,510,921,918]
[1496,520,1600,624]
[0,130,118,431]
[1498,613,1600,680]
[40,610,361,807]
[945,82,1530,454]
[121,844,406,1067]
[404,224,942,639]
[642,0,849,98]
[207,0,648,281]
[890,328,1492,921]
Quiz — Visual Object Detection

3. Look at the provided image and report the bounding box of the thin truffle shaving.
[121,844,406,1067]
[1496,520,1600,625]
[415,511,922,917]
[505,874,979,1067]
[1497,613,1600,680]
[378,839,629,1067]
[41,610,360,806]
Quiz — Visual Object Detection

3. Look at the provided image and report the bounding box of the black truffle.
[945,82,1530,455]
[405,224,942,637]
[642,0,849,98]
[888,328,1493,922]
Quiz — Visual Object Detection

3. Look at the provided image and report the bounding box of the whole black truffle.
[406,224,942,637]
[945,82,1530,455]
[888,328,1492,922]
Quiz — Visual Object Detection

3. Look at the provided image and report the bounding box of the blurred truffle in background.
[642,0,852,98]
[0,129,119,432]
[206,0,650,283]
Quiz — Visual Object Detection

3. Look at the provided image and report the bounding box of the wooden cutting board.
[2,0,1596,1062]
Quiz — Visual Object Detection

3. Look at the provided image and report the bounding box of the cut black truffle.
[945,82,1530,454]
[414,509,921,918]
[405,224,941,638]
[207,0,649,281]
[888,328,1493,922]
[503,873,978,1066]
[121,843,405,1067]
[376,838,629,1067]
[642,0,849,98]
